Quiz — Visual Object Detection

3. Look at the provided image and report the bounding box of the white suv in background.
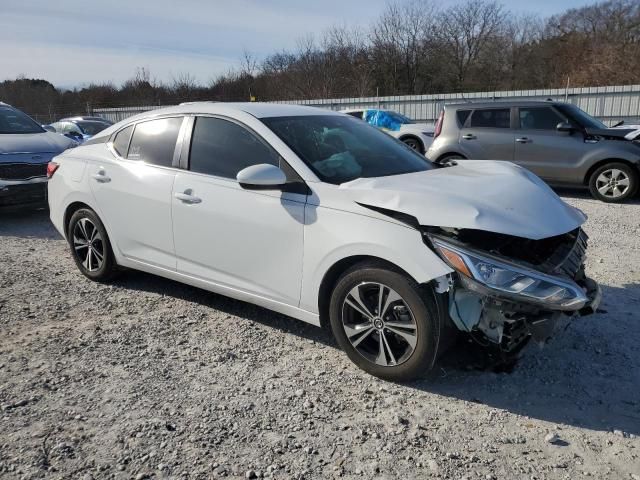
[341,108,434,154]
[48,103,600,381]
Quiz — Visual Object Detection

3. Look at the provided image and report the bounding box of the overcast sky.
[1,0,594,89]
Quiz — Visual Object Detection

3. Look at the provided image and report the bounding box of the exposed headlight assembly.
[430,236,588,310]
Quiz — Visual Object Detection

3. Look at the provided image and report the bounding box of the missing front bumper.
[447,275,601,352]
[578,277,602,316]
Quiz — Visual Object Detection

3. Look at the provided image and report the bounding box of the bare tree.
[438,0,506,90]
[371,0,440,94]
[172,72,198,99]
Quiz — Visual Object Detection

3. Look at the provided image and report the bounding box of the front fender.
[299,206,452,314]
[576,142,640,180]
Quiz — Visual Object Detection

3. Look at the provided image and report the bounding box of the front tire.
[401,137,424,154]
[329,262,440,381]
[588,162,638,202]
[67,208,118,282]
[437,154,465,166]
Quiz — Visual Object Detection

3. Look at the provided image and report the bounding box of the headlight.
[430,237,588,310]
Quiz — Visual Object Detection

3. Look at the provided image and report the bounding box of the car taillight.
[434,110,444,138]
[46,162,60,179]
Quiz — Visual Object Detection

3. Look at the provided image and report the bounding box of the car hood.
[0,132,74,156]
[585,126,640,141]
[340,160,586,240]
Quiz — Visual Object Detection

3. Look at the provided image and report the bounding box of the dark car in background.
[427,101,640,202]
[0,102,77,209]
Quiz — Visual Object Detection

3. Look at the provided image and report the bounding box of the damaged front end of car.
[423,227,601,354]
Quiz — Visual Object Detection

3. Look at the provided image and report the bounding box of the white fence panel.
[94,84,640,125]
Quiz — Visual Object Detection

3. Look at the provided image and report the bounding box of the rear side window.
[112,125,133,156]
[519,107,564,130]
[345,111,364,119]
[127,117,182,167]
[456,109,471,126]
[469,109,511,128]
[189,117,280,179]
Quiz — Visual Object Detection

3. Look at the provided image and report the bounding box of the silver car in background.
[427,101,640,202]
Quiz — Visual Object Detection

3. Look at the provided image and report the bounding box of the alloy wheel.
[341,282,418,367]
[403,139,420,151]
[73,218,105,272]
[596,168,630,199]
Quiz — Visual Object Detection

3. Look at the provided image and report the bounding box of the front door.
[513,106,590,183]
[172,116,306,306]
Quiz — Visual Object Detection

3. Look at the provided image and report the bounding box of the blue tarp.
[365,109,401,131]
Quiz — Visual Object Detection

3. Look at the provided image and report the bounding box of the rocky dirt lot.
[0,191,639,480]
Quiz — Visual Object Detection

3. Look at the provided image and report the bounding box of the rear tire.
[329,262,440,382]
[67,208,118,282]
[588,162,638,203]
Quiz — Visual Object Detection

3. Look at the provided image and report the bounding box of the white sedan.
[48,104,599,381]
[341,108,434,154]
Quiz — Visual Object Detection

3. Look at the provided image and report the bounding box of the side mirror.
[237,163,287,189]
[556,122,574,133]
[42,125,56,133]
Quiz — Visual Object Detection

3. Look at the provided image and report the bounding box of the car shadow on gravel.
[111,270,336,346]
[0,208,61,240]
[113,268,640,436]
[418,282,640,436]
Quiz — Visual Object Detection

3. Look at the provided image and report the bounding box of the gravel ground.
[0,191,639,480]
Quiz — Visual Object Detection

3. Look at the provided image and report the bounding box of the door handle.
[174,190,202,204]
[91,170,111,183]
[462,134,476,140]
[516,137,531,143]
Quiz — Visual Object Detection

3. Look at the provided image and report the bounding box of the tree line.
[1,0,639,123]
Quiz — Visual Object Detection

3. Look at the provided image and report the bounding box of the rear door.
[88,117,186,269]
[459,108,515,160]
[514,106,590,182]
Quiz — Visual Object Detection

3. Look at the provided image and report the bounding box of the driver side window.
[519,107,565,130]
[188,117,281,180]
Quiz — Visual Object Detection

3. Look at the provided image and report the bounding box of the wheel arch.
[317,255,433,329]
[63,201,95,239]
[583,158,639,185]
[436,151,467,162]
[398,134,425,153]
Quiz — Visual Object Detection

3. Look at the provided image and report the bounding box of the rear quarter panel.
[47,145,109,238]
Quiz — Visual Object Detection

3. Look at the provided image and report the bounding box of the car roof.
[59,116,112,122]
[88,102,344,142]
[340,108,392,113]
[163,102,341,119]
[113,103,341,126]
[444,100,566,109]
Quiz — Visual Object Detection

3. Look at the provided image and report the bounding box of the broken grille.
[543,228,588,279]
